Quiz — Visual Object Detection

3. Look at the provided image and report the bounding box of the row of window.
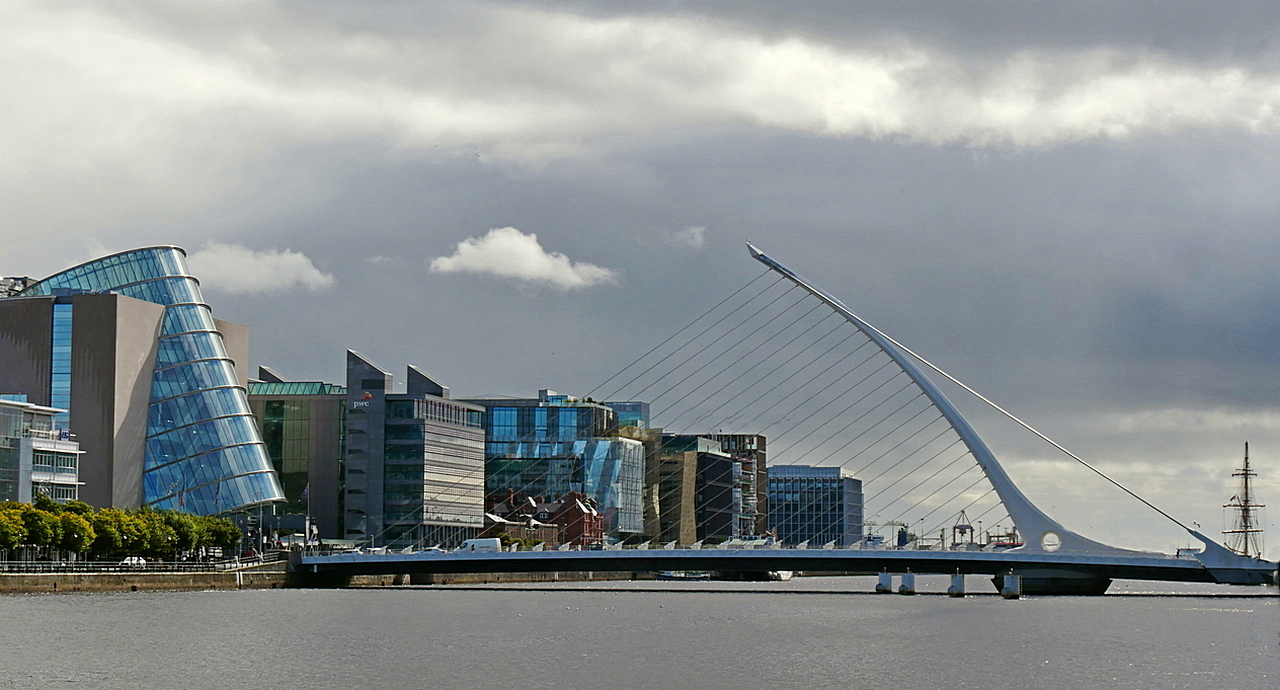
[156,332,228,369]
[50,303,72,429]
[148,386,251,436]
[145,470,280,514]
[115,277,203,307]
[386,399,482,429]
[146,414,261,466]
[17,248,187,297]
[31,450,77,473]
[163,304,217,335]
[152,359,239,401]
[144,443,268,490]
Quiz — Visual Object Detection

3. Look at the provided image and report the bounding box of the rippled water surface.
[1,577,1275,689]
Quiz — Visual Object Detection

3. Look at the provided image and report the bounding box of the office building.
[247,367,346,539]
[606,401,650,429]
[712,434,768,536]
[465,390,645,537]
[0,247,283,513]
[345,351,485,548]
[657,435,744,543]
[0,397,82,503]
[767,465,864,546]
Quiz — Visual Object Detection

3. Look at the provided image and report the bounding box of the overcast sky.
[5,0,1280,556]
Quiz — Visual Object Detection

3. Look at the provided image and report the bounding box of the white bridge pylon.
[747,242,1206,557]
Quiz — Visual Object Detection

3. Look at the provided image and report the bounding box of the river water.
[0,577,1275,689]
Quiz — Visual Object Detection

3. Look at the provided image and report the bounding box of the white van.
[454,538,502,553]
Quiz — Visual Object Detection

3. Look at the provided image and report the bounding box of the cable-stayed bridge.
[292,244,1277,594]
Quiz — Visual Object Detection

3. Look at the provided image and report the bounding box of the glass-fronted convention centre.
[11,247,284,514]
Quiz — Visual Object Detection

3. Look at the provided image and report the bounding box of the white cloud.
[429,227,617,289]
[186,242,334,293]
[664,226,706,250]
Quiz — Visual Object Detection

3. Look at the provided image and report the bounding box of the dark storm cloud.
[523,0,1280,62]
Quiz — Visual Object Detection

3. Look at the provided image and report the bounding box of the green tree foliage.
[207,518,241,552]
[134,510,179,559]
[32,493,60,513]
[162,511,206,554]
[58,512,95,553]
[496,532,545,550]
[18,505,62,549]
[1,501,243,561]
[59,500,95,516]
[88,509,126,559]
[0,509,27,551]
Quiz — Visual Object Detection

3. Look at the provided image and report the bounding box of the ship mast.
[1222,442,1265,558]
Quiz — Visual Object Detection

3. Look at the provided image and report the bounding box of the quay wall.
[0,570,287,594]
[3,566,643,593]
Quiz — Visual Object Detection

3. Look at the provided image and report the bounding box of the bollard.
[1001,573,1021,599]
[948,572,965,598]
[875,572,893,593]
[898,571,916,595]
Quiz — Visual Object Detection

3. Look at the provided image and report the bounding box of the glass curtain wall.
[17,247,284,514]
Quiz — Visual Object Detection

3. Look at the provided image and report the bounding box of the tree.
[206,518,241,553]
[0,509,27,552]
[133,510,178,559]
[59,500,95,517]
[88,510,125,559]
[32,493,61,513]
[19,506,62,549]
[58,512,95,554]
[161,511,205,554]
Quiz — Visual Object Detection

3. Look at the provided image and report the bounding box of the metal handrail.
[0,553,284,573]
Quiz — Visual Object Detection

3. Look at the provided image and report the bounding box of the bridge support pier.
[1000,573,1021,599]
[898,571,916,595]
[948,572,965,597]
[284,569,353,589]
[875,572,893,593]
[990,569,1112,595]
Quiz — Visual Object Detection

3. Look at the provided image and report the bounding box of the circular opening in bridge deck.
[1041,531,1062,552]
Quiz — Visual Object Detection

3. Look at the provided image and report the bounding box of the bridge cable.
[636,287,806,406]
[692,321,857,432]
[664,303,831,427]
[593,272,782,402]
[840,310,1191,530]
[587,268,773,400]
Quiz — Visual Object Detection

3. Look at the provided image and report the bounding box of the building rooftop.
[247,381,347,396]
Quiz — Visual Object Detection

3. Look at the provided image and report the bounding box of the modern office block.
[465,390,645,537]
[344,351,485,548]
[0,247,284,513]
[0,398,82,503]
[606,401,650,429]
[658,435,743,543]
[613,425,664,540]
[247,367,346,539]
[767,465,864,546]
[712,434,768,536]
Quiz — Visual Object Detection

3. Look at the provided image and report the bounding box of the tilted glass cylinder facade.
[16,247,284,514]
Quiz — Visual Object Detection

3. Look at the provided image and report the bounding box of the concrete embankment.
[0,562,288,594]
[3,563,645,593]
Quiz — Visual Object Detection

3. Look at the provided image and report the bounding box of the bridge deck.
[294,548,1277,586]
